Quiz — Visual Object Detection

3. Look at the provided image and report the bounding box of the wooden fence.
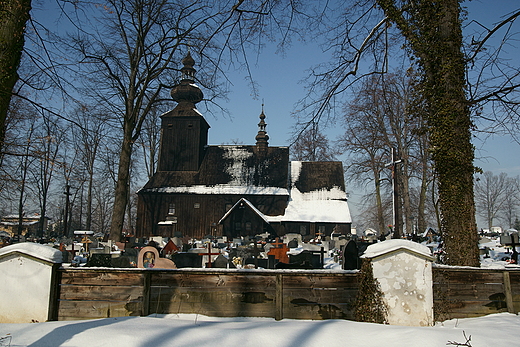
[55,266,520,322]
[433,267,520,321]
[56,268,359,321]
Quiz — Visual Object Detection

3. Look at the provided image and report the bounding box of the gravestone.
[342,240,360,270]
[289,250,317,268]
[212,254,229,268]
[267,239,289,264]
[137,246,176,269]
[87,253,112,267]
[172,252,202,268]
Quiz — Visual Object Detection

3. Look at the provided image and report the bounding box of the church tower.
[157,53,210,171]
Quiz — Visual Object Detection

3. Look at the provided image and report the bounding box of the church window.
[318,225,326,235]
[168,203,175,215]
[245,222,252,231]
[300,225,308,235]
[234,222,241,231]
[194,203,200,209]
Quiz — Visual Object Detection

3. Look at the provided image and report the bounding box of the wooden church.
[135,53,351,240]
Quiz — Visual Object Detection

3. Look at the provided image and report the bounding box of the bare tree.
[475,171,516,230]
[291,124,336,161]
[61,0,232,242]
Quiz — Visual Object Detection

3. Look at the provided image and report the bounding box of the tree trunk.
[0,0,31,152]
[378,0,480,266]
[423,0,479,266]
[109,125,134,243]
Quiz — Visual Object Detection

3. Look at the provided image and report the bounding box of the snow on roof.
[0,242,63,263]
[290,161,302,183]
[145,185,289,196]
[361,239,433,260]
[223,147,254,185]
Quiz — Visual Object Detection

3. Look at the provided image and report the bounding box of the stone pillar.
[361,239,434,326]
[0,243,62,323]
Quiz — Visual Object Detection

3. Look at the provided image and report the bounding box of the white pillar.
[361,239,434,326]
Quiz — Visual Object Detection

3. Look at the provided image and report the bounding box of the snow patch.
[362,239,432,259]
[0,242,63,263]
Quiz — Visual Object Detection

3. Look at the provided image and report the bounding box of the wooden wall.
[433,267,520,321]
[56,267,520,322]
[56,269,358,321]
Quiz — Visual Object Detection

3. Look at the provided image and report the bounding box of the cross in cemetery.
[267,238,289,264]
[198,242,220,268]
[386,147,402,239]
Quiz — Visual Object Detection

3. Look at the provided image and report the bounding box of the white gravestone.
[361,239,434,326]
[0,243,62,323]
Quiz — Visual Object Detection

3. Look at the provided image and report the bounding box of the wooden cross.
[386,147,402,239]
[198,243,220,268]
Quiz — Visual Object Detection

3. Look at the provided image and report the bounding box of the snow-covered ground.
[1,312,518,347]
[1,236,519,346]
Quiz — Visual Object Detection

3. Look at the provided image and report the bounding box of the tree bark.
[377,0,480,266]
[109,124,134,243]
[0,0,31,153]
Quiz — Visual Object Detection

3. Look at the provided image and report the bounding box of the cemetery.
[1,231,520,325]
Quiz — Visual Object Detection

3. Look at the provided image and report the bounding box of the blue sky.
[199,0,520,228]
[31,0,520,228]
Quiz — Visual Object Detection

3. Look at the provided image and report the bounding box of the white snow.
[0,242,62,263]
[147,185,289,196]
[362,239,433,259]
[1,313,518,347]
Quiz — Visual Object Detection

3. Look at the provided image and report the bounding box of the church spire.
[170,52,203,107]
[255,104,269,157]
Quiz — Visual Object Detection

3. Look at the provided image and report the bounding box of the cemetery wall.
[56,268,359,321]
[433,267,520,320]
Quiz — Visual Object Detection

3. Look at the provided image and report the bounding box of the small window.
[318,225,326,235]
[245,222,252,231]
[226,203,233,211]
[234,222,241,231]
[194,203,200,209]
[300,225,308,235]
[168,203,175,215]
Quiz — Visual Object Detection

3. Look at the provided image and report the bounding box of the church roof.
[268,161,351,223]
[140,145,290,195]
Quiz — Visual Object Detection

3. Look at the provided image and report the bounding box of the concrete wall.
[0,243,62,323]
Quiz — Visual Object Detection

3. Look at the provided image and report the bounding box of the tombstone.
[342,240,360,270]
[284,233,302,247]
[138,246,159,268]
[137,246,177,269]
[212,254,229,268]
[287,238,299,248]
[267,239,289,264]
[172,252,202,268]
[111,255,134,268]
[87,253,112,267]
[289,250,316,268]
[162,239,180,257]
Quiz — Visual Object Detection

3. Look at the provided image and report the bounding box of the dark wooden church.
[135,54,351,240]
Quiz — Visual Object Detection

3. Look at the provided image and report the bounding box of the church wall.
[136,193,288,240]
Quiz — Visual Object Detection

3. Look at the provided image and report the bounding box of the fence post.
[275,273,283,320]
[503,271,515,314]
[142,271,151,316]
